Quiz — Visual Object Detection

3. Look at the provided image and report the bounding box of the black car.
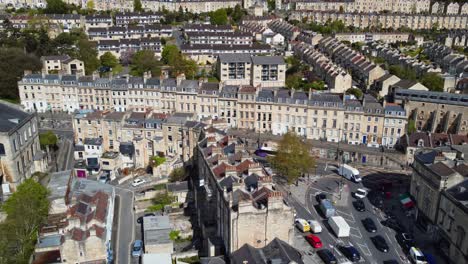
[383,260,399,264]
[353,200,365,212]
[396,233,414,252]
[316,193,327,203]
[317,249,338,264]
[339,245,361,262]
[371,235,389,252]
[362,218,377,233]
[382,219,406,233]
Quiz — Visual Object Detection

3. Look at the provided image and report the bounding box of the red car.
[306,234,323,248]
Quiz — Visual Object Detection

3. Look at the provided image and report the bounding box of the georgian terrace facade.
[18,73,405,147]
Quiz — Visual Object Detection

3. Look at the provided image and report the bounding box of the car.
[354,188,368,199]
[98,174,110,184]
[132,178,147,187]
[382,219,406,233]
[316,193,327,202]
[353,200,365,212]
[409,247,428,264]
[339,245,361,262]
[362,218,377,233]
[383,260,399,264]
[371,235,389,252]
[305,234,323,248]
[396,233,415,252]
[317,249,338,264]
[131,240,143,257]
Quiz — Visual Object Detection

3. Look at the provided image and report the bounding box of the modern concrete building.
[143,215,174,254]
[0,101,44,193]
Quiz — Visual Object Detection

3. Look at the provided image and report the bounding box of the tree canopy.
[420,72,444,92]
[44,0,68,14]
[77,38,100,75]
[161,45,198,78]
[0,179,50,263]
[169,167,186,182]
[100,52,119,69]
[346,88,363,99]
[130,50,162,76]
[134,0,143,12]
[39,131,58,147]
[210,9,228,25]
[268,131,315,184]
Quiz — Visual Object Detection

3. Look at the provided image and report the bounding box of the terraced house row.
[19,71,408,148]
[290,10,468,30]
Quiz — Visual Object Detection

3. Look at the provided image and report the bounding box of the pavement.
[285,164,412,264]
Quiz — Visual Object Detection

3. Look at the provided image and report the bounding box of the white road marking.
[357,242,372,257]
[336,210,355,223]
[309,186,335,195]
[350,227,363,239]
[385,232,393,245]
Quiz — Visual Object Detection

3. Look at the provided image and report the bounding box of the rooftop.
[0,101,33,133]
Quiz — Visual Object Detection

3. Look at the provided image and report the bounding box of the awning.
[399,194,414,208]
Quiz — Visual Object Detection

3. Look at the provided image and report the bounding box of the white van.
[409,247,428,264]
[295,218,310,233]
[338,164,361,182]
[307,219,322,233]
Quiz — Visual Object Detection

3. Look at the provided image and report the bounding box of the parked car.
[353,200,365,212]
[382,219,406,233]
[316,192,327,203]
[295,218,310,233]
[317,249,338,264]
[396,233,415,252]
[307,219,322,233]
[339,245,361,262]
[354,188,368,199]
[383,260,399,264]
[371,235,389,252]
[409,247,428,264]
[131,240,143,257]
[362,218,377,233]
[98,174,110,184]
[132,178,147,187]
[305,234,323,248]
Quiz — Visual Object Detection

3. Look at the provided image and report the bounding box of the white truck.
[338,164,361,183]
[328,216,350,237]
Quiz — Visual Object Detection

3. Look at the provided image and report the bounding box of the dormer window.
[417,139,424,147]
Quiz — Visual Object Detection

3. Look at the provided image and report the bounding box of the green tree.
[130,50,162,76]
[346,88,363,99]
[0,179,50,263]
[0,48,41,100]
[161,44,180,65]
[232,4,245,23]
[389,65,417,80]
[169,167,186,182]
[268,132,315,184]
[210,9,228,25]
[39,131,58,161]
[134,0,143,12]
[44,0,68,14]
[77,38,100,75]
[267,0,275,11]
[100,51,118,69]
[286,74,302,89]
[420,72,444,92]
[86,0,95,11]
[407,119,417,134]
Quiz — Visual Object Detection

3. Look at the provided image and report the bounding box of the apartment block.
[141,0,241,13]
[333,32,414,44]
[115,12,163,26]
[180,43,274,64]
[85,15,112,29]
[196,127,294,255]
[185,31,253,45]
[217,54,252,86]
[94,37,162,58]
[383,103,407,148]
[318,37,386,88]
[184,24,234,33]
[293,0,431,14]
[293,42,352,93]
[88,25,172,41]
[0,102,44,193]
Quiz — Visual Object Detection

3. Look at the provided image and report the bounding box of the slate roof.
[218,53,252,63]
[230,238,304,264]
[251,56,285,65]
[0,102,32,133]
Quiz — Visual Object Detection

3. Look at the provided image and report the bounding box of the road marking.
[350,227,362,239]
[385,232,393,245]
[309,186,335,195]
[357,242,372,257]
[336,210,355,223]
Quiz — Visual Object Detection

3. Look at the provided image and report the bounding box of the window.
[456,226,465,247]
[109,130,112,135]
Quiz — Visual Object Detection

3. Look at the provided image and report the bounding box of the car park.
[317,249,338,264]
[352,200,365,212]
[132,178,147,187]
[354,188,368,199]
[371,235,389,252]
[131,240,143,257]
[362,218,377,233]
[339,245,361,262]
[305,234,323,248]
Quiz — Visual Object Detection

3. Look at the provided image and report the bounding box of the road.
[286,164,410,264]
[114,187,135,264]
